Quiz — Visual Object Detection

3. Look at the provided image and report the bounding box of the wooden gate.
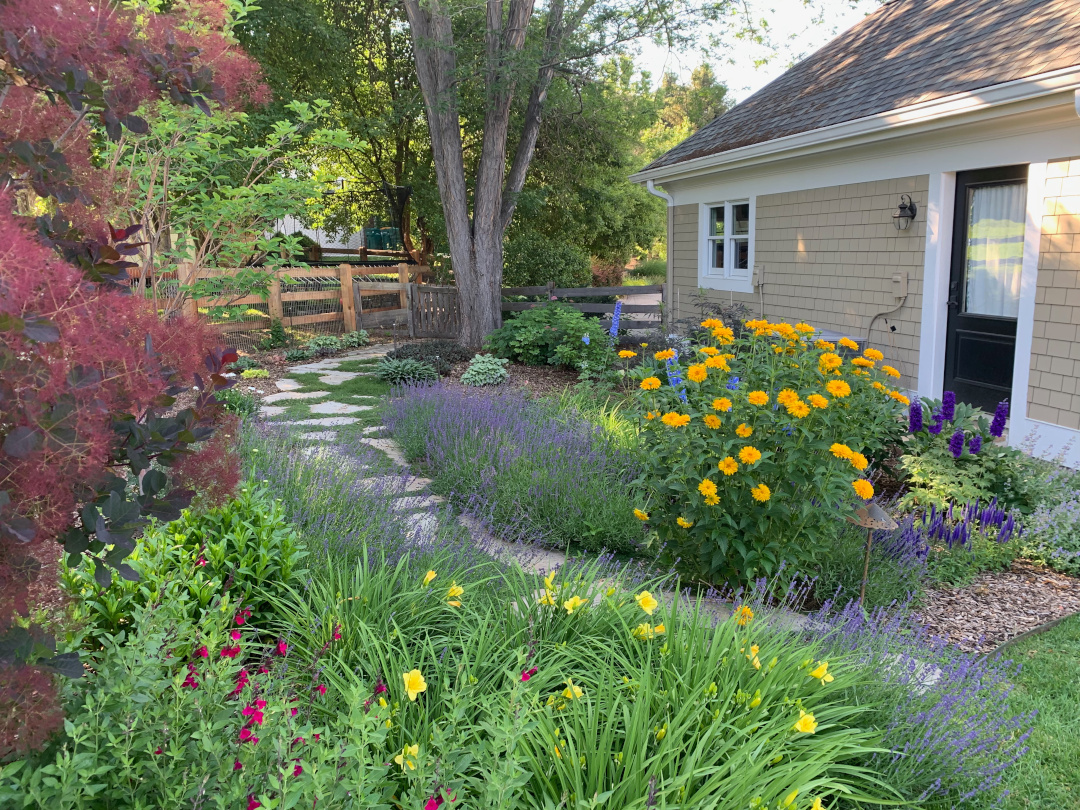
[412,285,460,338]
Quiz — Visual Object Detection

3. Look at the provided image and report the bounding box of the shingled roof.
[645,0,1080,172]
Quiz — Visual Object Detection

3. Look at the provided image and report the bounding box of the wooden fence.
[501,282,664,329]
[185,266,663,347]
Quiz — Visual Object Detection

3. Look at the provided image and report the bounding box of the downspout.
[646,180,675,331]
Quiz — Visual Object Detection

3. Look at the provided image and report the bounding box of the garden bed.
[443,359,582,398]
[915,560,1080,653]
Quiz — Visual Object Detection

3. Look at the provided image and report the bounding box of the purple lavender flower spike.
[990,400,1009,438]
[968,435,982,454]
[941,391,956,422]
[908,401,923,433]
[948,429,965,458]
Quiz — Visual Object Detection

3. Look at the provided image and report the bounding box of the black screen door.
[943,166,1028,412]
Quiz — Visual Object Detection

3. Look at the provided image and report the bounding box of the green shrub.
[240,368,270,379]
[218,387,259,416]
[461,354,509,387]
[61,486,306,644]
[484,302,616,380]
[385,340,472,375]
[376,357,440,385]
[284,347,313,362]
[257,318,288,350]
[230,355,262,372]
[634,318,907,586]
[1,594,391,808]
[898,395,1036,513]
[628,258,666,282]
[305,335,344,357]
[503,231,591,289]
[341,330,369,348]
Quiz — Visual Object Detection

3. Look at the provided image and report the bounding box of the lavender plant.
[385,384,645,553]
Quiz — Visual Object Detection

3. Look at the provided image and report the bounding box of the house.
[632,0,1080,466]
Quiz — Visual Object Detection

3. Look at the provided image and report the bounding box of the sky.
[634,0,880,101]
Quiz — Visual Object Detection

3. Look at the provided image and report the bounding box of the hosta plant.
[461,354,510,387]
[634,319,908,586]
[377,358,440,385]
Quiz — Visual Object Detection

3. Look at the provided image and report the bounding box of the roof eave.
[630,65,1080,186]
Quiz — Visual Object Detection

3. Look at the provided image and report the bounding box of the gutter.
[631,65,1080,185]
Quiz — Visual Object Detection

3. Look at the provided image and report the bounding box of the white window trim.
[698,198,755,294]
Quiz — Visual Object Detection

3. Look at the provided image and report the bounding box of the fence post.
[268,271,283,324]
[397,263,409,310]
[547,280,554,300]
[406,282,416,338]
[338,263,357,332]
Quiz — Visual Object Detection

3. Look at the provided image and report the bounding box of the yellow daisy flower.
[830,443,854,459]
[852,479,874,500]
[718,456,739,475]
[640,377,661,390]
[712,397,733,412]
[661,412,691,428]
[748,391,769,406]
[838,337,859,351]
[687,363,708,383]
[735,423,753,438]
[881,364,901,378]
[654,349,676,361]
[676,517,693,528]
[618,350,637,358]
[863,348,884,361]
[808,394,829,409]
[825,380,851,398]
[703,414,722,429]
[739,446,762,465]
[751,483,771,502]
[633,508,650,521]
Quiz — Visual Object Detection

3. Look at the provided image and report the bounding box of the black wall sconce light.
[892,194,917,231]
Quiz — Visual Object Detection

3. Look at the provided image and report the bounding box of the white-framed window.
[699,198,754,292]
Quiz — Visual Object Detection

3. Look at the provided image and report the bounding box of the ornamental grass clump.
[385,383,642,553]
[634,319,908,586]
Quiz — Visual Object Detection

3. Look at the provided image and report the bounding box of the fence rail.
[183,267,662,348]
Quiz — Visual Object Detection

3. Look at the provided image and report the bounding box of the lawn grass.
[1000,615,1080,810]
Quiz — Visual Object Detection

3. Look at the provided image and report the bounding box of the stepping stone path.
[298,431,337,441]
[263,390,331,403]
[289,416,360,427]
[276,379,303,391]
[309,401,373,415]
[318,371,362,385]
[260,405,287,418]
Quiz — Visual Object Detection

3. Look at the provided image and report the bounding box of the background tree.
[402,0,746,345]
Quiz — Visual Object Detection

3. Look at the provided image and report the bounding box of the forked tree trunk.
[403,0,563,347]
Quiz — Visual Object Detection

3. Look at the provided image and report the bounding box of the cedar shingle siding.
[1030,158,1080,430]
[670,176,928,390]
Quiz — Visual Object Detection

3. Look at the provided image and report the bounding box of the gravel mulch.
[914,560,1080,653]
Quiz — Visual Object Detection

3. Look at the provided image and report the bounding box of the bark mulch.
[443,361,582,398]
[914,560,1080,653]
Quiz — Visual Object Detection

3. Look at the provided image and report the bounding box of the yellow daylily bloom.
[423,570,437,586]
[635,591,659,615]
[563,595,587,614]
[402,669,427,701]
[394,743,419,771]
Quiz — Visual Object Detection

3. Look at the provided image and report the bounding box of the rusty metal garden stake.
[846,502,898,606]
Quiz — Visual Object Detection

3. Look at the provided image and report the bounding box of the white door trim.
[1009,161,1048,448]
[917,171,955,399]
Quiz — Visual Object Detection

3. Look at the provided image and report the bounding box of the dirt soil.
[915,560,1080,653]
[442,360,582,398]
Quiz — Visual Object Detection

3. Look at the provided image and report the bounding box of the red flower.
[230,668,250,697]
[221,645,241,659]
[247,796,261,810]
[293,762,303,776]
[332,625,342,641]
[290,707,298,717]
[424,798,441,810]
[520,667,538,682]
[234,760,243,771]
[255,699,266,710]
[276,639,288,656]
[235,608,252,626]
[195,645,208,659]
[374,681,388,695]
[182,663,199,689]
[258,665,270,674]
[316,684,327,696]
[292,736,305,746]
[242,705,264,726]
[313,733,320,741]
[230,630,242,641]
[196,557,208,567]
[154,746,163,755]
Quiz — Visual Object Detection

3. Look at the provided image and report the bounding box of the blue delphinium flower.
[948,429,965,458]
[990,399,1009,438]
[581,333,590,345]
[726,375,741,391]
[941,391,956,422]
[928,411,944,435]
[665,350,688,402]
[609,301,622,339]
[969,435,982,454]
[909,401,923,433]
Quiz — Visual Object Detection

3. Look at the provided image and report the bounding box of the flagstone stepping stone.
[263,390,331,403]
[259,405,286,418]
[390,495,446,511]
[288,416,360,427]
[297,431,337,441]
[318,371,361,385]
[362,425,386,435]
[358,476,432,494]
[341,347,393,360]
[405,513,441,545]
[309,401,373,415]
[276,378,303,391]
[358,437,407,466]
[288,360,343,373]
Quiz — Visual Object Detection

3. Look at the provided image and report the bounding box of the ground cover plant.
[461,354,510,386]
[386,384,643,554]
[632,318,908,586]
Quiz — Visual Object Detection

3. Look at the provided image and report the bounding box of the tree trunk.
[456,224,505,348]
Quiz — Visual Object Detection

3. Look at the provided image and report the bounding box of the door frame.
[918,163,1046,437]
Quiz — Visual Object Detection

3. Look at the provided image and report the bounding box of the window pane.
[710,206,725,237]
[732,238,749,270]
[712,239,724,270]
[732,203,750,235]
[963,182,1026,318]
